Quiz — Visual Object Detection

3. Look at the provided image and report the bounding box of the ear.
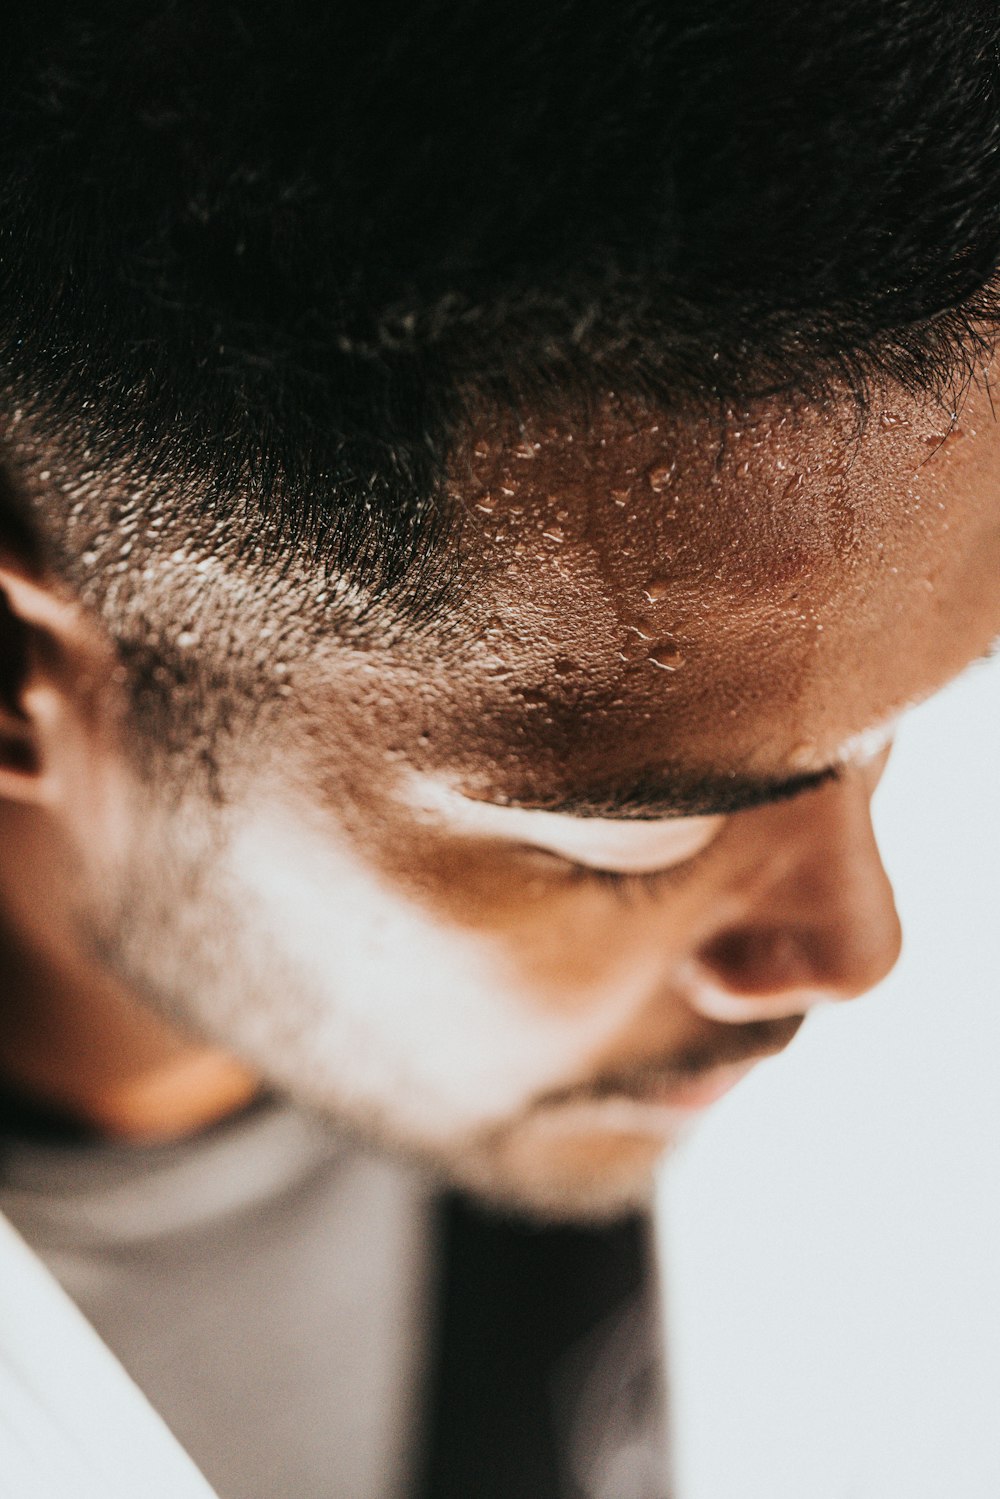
[0,559,111,808]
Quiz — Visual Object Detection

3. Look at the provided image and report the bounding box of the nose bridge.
[689,769,902,1021]
[760,769,888,919]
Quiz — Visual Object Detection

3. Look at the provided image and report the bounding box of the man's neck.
[0,923,260,1144]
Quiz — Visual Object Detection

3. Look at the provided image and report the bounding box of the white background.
[659,653,1000,1499]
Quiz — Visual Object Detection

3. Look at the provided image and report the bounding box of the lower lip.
[640,1061,756,1111]
[547,1062,756,1132]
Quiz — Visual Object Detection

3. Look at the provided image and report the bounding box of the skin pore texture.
[1,376,999,1219]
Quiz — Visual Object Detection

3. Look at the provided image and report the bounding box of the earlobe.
[0,562,85,807]
[0,716,43,800]
[0,571,41,799]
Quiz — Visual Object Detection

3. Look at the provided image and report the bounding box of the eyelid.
[568,862,692,903]
[521,813,724,877]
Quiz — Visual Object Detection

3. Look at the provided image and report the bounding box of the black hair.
[2,0,1000,629]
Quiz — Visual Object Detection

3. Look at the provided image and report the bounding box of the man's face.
[45,383,1000,1217]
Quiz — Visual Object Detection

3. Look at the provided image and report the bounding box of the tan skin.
[0,377,998,1215]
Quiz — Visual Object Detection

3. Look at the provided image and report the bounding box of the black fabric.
[418,1192,647,1499]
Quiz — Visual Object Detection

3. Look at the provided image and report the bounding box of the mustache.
[538,1016,804,1107]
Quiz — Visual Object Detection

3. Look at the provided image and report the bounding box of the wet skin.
[1,380,999,1217]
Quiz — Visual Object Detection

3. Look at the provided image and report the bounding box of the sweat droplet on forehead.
[647,461,677,491]
[649,641,686,671]
[642,576,672,603]
[617,624,687,672]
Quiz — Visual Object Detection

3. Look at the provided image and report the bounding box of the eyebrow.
[487,763,844,821]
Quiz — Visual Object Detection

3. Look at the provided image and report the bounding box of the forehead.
[314,387,1000,809]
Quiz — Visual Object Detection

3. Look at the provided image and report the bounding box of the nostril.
[698,927,815,997]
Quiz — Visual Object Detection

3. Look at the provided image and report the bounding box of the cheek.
[380,837,682,1017]
[223,805,640,1134]
[468,886,670,1014]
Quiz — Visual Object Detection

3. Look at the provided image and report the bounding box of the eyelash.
[518,834,718,903]
[564,861,692,903]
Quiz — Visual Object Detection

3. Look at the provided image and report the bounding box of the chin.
[435,1105,687,1225]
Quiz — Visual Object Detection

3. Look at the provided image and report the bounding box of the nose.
[684,770,903,1025]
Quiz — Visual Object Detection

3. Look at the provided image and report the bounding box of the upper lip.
[539,1015,803,1109]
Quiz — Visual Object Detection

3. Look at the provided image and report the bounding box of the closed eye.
[567,862,685,903]
[566,845,716,899]
[518,812,725,883]
[530,829,721,902]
